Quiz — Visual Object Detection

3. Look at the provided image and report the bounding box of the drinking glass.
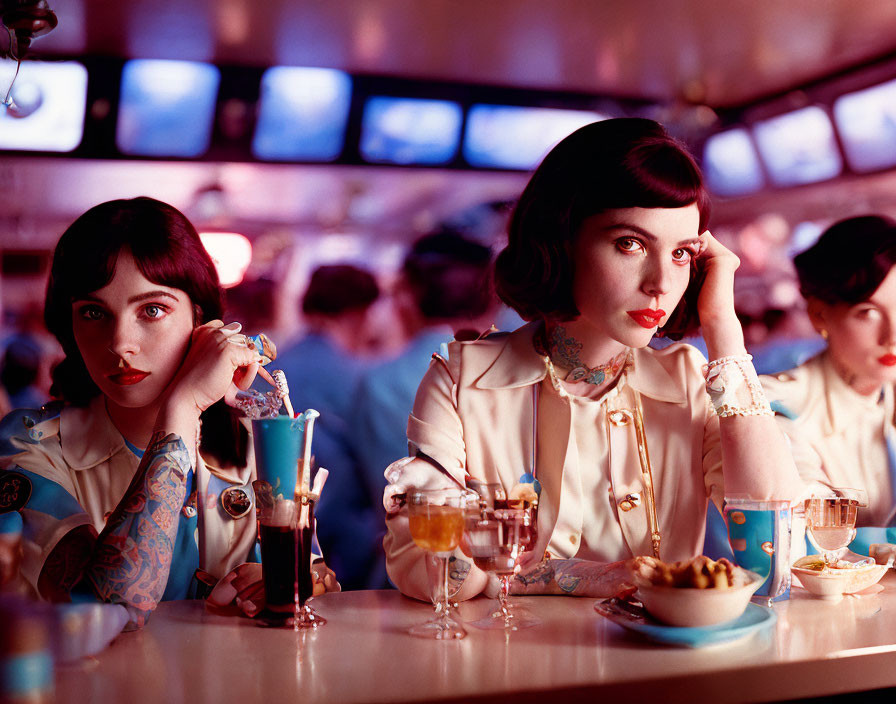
[805,489,866,566]
[407,488,468,640]
[255,493,326,629]
[465,505,540,630]
[251,413,326,629]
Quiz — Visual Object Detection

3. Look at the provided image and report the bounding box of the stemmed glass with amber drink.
[805,488,867,567]
[407,488,468,640]
[464,483,540,630]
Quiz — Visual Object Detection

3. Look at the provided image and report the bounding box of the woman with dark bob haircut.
[762,215,896,551]
[383,118,804,613]
[0,197,336,627]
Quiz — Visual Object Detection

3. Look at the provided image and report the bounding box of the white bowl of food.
[791,554,888,601]
[631,556,765,627]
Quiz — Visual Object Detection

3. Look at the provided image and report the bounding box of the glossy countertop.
[56,574,896,704]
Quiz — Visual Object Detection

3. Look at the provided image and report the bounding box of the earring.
[820,329,829,340]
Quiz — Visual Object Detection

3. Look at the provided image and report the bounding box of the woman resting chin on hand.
[0,197,338,628]
[383,118,804,604]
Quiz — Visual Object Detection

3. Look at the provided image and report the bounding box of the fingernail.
[222,322,242,331]
[242,600,257,616]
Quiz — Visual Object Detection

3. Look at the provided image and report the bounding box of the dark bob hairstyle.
[794,215,896,305]
[45,196,223,404]
[45,196,248,467]
[494,117,710,339]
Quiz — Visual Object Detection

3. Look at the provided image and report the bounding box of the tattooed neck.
[829,353,879,396]
[539,325,629,387]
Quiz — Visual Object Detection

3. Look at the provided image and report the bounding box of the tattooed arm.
[82,431,190,628]
[34,431,191,627]
[511,558,635,598]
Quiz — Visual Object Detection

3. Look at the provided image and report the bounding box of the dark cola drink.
[259,521,315,613]
[259,523,297,612]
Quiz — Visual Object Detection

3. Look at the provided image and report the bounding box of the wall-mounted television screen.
[116,59,220,157]
[252,66,352,162]
[463,105,607,170]
[359,97,462,165]
[702,127,765,197]
[833,78,896,173]
[0,59,88,152]
[752,106,842,187]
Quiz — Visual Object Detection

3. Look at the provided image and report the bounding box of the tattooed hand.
[511,558,636,598]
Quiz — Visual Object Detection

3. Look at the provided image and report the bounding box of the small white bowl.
[792,555,888,602]
[635,569,765,627]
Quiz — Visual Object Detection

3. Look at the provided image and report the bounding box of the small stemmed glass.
[464,484,540,631]
[805,488,867,567]
[407,488,468,640]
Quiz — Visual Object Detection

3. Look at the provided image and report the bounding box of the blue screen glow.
[252,67,352,162]
[833,78,896,173]
[359,97,463,165]
[0,59,87,152]
[752,106,842,187]
[463,105,607,170]
[702,127,765,197]
[116,59,220,157]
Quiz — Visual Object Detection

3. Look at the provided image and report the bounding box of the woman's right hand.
[161,321,264,422]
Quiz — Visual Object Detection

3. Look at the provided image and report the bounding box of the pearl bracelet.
[703,355,772,418]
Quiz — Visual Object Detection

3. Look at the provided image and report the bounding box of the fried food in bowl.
[628,556,765,627]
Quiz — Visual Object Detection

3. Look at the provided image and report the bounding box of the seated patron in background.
[0,335,48,415]
[762,215,896,547]
[351,230,497,588]
[274,264,382,590]
[0,197,336,627]
[383,118,805,601]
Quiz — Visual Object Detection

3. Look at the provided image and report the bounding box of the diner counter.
[57,574,896,704]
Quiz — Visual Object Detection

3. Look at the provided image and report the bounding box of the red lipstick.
[108,369,150,385]
[878,354,896,367]
[627,309,666,329]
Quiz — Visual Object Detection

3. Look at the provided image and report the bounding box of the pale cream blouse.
[762,352,894,526]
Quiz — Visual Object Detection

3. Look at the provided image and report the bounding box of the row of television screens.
[2,58,895,194]
[703,78,896,196]
[0,58,608,171]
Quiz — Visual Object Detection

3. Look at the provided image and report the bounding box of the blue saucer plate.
[594,598,776,648]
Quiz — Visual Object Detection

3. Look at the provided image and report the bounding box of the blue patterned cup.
[725,499,792,604]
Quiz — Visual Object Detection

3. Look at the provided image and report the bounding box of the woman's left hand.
[207,562,265,617]
[206,560,340,619]
[694,231,747,357]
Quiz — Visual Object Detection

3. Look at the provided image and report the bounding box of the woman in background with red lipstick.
[762,215,896,536]
[383,118,804,602]
[0,197,336,627]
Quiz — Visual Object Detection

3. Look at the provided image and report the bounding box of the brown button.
[569,534,578,545]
